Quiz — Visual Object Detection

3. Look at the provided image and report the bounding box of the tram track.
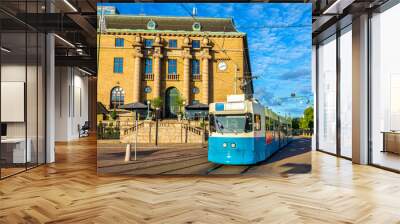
[205,164,254,175]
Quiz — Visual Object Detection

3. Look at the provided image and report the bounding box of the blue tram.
[208,95,292,165]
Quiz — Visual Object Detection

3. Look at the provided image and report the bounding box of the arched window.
[110,86,125,108]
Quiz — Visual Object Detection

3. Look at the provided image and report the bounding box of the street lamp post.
[146,100,150,120]
[155,108,159,146]
[182,100,186,120]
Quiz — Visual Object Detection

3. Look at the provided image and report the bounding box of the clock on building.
[218,61,227,71]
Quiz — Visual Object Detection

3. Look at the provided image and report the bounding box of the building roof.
[103,15,239,33]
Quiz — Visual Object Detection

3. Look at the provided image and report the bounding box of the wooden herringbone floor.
[1,137,400,223]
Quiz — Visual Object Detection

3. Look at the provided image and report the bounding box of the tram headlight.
[222,143,227,148]
[231,143,236,148]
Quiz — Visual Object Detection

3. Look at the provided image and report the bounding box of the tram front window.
[211,114,253,133]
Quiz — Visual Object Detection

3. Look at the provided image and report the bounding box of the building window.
[317,36,337,154]
[144,39,153,48]
[144,58,152,74]
[115,38,124,47]
[147,20,156,30]
[144,86,152,93]
[192,22,201,31]
[168,59,177,74]
[192,87,199,94]
[191,59,200,78]
[110,86,125,108]
[192,40,200,49]
[192,100,200,105]
[168,39,177,48]
[113,57,123,73]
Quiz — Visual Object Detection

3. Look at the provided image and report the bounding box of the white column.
[46,32,55,163]
[352,14,369,164]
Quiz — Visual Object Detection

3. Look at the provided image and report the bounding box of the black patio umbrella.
[118,102,148,111]
[97,102,109,115]
[118,102,153,120]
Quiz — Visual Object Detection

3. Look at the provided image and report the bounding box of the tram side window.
[254,114,261,131]
[209,114,216,133]
[245,113,253,132]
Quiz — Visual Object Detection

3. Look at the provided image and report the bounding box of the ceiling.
[0,0,97,74]
[311,0,391,43]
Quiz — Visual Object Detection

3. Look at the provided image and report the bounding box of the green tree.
[300,106,314,130]
[292,117,301,129]
[176,95,186,115]
[110,109,117,120]
[151,97,163,110]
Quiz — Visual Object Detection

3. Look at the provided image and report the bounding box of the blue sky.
[99,3,312,117]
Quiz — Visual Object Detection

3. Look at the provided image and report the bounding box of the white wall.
[1,65,38,137]
[55,67,89,141]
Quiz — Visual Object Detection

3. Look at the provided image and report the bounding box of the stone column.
[201,57,209,104]
[200,39,212,105]
[133,56,142,102]
[153,54,162,99]
[133,36,143,103]
[153,36,163,99]
[182,48,192,105]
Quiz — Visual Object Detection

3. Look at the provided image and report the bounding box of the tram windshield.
[210,114,253,133]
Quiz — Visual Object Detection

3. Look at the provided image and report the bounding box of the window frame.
[192,40,200,49]
[144,86,152,94]
[110,86,125,107]
[115,38,124,47]
[168,59,177,74]
[144,39,153,48]
[144,58,153,74]
[168,39,177,48]
[113,57,124,73]
[191,59,200,76]
[192,87,200,94]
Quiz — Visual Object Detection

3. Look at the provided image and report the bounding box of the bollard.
[125,144,131,161]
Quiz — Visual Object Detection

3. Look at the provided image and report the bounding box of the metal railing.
[167,73,179,80]
[144,73,154,80]
[97,122,120,139]
[192,74,201,81]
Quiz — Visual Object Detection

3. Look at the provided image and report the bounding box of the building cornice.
[97,29,245,38]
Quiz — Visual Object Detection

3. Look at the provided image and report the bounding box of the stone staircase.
[120,120,206,144]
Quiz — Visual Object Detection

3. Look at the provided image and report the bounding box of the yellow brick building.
[97,15,253,118]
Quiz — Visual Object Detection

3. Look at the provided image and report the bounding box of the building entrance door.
[165,87,180,118]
